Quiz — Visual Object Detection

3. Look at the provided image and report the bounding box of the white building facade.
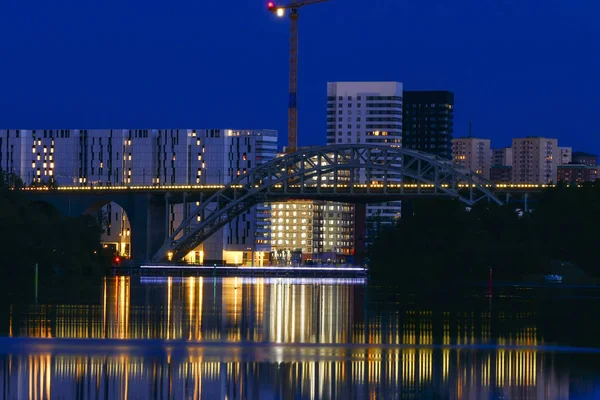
[511,137,559,184]
[326,82,403,226]
[451,137,491,179]
[0,129,278,264]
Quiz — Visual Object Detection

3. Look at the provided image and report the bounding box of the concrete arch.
[153,144,502,262]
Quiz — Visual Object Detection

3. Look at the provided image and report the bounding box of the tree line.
[0,169,113,292]
[368,183,600,285]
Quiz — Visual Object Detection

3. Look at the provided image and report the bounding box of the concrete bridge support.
[353,203,367,266]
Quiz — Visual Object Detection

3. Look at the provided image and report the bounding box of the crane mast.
[288,8,299,153]
[268,0,330,153]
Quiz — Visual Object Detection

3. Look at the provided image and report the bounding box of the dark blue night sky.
[1,0,598,152]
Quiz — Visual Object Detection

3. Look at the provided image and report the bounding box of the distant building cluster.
[0,81,460,264]
[452,137,598,184]
[0,81,459,264]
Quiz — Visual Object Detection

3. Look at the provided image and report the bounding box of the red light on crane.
[267,1,275,9]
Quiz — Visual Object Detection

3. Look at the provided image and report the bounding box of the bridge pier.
[134,193,168,262]
[354,203,367,266]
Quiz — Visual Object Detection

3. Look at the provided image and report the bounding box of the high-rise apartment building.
[326,82,403,237]
[403,91,454,159]
[492,148,513,167]
[511,137,559,184]
[451,137,491,179]
[490,147,513,184]
[0,129,277,264]
[559,147,572,166]
[326,82,402,147]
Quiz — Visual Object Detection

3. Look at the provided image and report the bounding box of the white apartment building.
[559,147,572,166]
[326,82,403,225]
[0,129,277,264]
[511,137,559,184]
[451,137,491,179]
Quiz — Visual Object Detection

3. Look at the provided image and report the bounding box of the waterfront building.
[269,200,354,265]
[451,137,491,179]
[0,129,278,264]
[572,151,598,167]
[402,91,454,159]
[511,137,559,184]
[557,164,598,183]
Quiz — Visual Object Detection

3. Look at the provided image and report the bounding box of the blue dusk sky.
[0,0,598,153]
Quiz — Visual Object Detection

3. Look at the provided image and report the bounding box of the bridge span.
[21,145,547,262]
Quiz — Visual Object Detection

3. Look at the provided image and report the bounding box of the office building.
[326,81,403,242]
[572,152,598,167]
[511,137,559,184]
[557,164,598,183]
[451,137,491,179]
[559,147,572,165]
[0,129,278,264]
[403,91,454,159]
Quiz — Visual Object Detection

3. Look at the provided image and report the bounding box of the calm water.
[1,276,600,399]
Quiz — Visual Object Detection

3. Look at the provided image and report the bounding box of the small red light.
[267,2,275,9]
[115,257,120,263]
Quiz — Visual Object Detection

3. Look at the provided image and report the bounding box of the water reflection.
[1,348,596,399]
[5,277,600,398]
[15,277,360,344]
[14,277,544,348]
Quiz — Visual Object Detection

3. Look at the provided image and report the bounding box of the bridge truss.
[153,145,501,262]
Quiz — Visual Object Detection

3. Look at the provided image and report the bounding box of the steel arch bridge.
[153,144,502,262]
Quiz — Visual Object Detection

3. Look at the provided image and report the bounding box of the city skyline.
[0,1,598,154]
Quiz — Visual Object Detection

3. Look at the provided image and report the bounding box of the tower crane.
[268,0,330,153]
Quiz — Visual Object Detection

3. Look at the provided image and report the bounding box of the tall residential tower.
[403,91,454,159]
[451,137,491,179]
[511,137,558,184]
[326,82,403,251]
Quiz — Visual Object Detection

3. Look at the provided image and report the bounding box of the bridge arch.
[153,145,502,262]
[84,200,133,258]
[24,192,148,260]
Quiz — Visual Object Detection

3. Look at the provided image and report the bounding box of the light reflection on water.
[2,276,600,399]
[0,347,596,399]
